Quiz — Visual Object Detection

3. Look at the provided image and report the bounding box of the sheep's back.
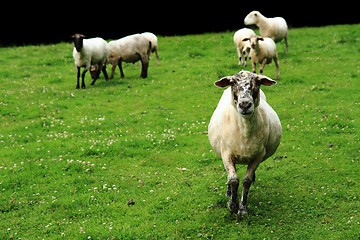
[83,38,108,63]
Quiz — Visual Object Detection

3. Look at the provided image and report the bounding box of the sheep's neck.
[252,45,264,58]
[257,16,270,35]
[236,108,260,139]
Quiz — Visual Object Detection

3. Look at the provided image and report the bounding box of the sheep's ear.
[257,75,277,86]
[242,38,250,42]
[214,76,233,88]
[257,37,264,41]
[72,34,85,38]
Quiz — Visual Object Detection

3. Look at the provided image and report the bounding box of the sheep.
[244,11,288,53]
[72,34,109,89]
[107,34,151,79]
[208,70,282,216]
[233,28,255,67]
[141,32,159,66]
[242,35,280,80]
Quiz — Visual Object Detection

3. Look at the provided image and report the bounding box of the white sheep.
[208,70,282,216]
[72,34,109,89]
[244,11,288,53]
[107,34,151,79]
[243,35,280,80]
[141,32,159,66]
[233,28,255,67]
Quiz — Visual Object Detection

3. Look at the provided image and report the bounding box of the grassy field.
[1,24,359,239]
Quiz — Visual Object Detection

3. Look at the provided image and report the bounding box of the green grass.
[1,24,360,239]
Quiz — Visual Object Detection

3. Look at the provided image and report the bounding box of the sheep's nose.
[239,101,252,110]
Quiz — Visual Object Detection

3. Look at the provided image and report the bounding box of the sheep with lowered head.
[72,34,109,89]
[208,70,282,216]
[107,34,151,79]
[233,28,255,67]
[244,11,288,53]
[243,34,280,80]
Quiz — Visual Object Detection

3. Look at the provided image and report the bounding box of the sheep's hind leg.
[140,58,149,78]
[274,54,280,80]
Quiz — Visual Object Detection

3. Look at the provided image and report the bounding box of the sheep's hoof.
[228,199,239,214]
[238,205,249,216]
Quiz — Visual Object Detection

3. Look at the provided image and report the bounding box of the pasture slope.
[0,24,359,239]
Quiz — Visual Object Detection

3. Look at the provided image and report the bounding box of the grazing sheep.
[72,34,109,89]
[244,11,288,53]
[243,35,280,80]
[233,28,255,67]
[107,34,151,79]
[141,32,159,66]
[208,70,282,216]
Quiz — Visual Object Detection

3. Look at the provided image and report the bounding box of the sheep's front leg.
[118,61,125,78]
[81,69,88,89]
[102,65,109,81]
[259,59,267,75]
[109,64,116,79]
[222,151,239,213]
[251,61,257,74]
[76,67,81,89]
[239,160,261,216]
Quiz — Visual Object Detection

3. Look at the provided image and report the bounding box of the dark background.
[1,3,359,46]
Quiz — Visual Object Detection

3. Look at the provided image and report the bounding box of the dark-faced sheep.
[72,34,109,89]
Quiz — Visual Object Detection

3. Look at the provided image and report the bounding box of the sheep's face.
[243,35,264,50]
[244,11,260,26]
[214,71,276,117]
[72,34,85,52]
[90,64,100,80]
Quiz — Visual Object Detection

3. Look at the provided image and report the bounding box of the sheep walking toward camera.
[141,32,159,66]
[233,28,255,67]
[243,35,280,80]
[72,34,109,89]
[107,34,151,79]
[244,11,288,53]
[208,70,282,216]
